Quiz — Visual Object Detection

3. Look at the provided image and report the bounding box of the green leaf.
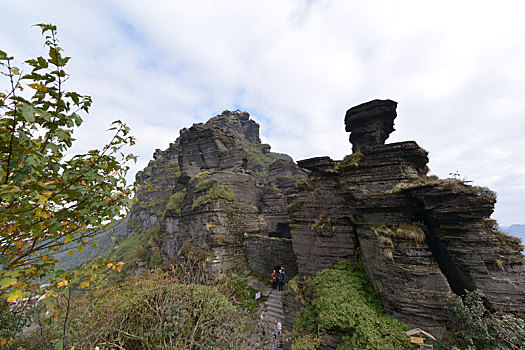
[34,23,57,34]
[54,338,63,350]
[0,49,13,60]
[20,105,35,122]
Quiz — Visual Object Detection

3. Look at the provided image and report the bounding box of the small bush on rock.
[438,290,525,350]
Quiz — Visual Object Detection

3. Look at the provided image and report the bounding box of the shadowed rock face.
[288,99,525,339]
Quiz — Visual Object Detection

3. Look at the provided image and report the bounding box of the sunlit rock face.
[288,99,525,338]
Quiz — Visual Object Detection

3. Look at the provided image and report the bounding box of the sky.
[1,1,524,226]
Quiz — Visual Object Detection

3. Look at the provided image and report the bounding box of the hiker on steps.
[274,319,283,349]
[260,310,267,336]
[271,269,277,289]
[278,269,285,291]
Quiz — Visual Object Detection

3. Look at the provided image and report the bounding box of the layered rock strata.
[287,99,525,339]
[127,102,524,344]
[126,110,305,277]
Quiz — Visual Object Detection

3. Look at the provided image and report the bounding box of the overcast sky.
[1,1,524,226]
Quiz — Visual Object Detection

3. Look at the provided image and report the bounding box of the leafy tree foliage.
[439,290,525,350]
[0,24,135,303]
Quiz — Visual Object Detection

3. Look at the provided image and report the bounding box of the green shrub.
[438,290,525,349]
[192,178,234,210]
[291,334,322,350]
[150,252,163,267]
[336,152,363,171]
[179,240,212,262]
[293,261,411,350]
[189,170,212,184]
[294,304,318,334]
[287,200,303,214]
[226,279,257,312]
[166,191,185,216]
[0,300,31,346]
[48,271,261,349]
[106,233,149,274]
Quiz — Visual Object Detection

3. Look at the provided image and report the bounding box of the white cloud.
[1,0,525,225]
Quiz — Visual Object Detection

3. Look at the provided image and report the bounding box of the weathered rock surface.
[288,99,525,338]
[345,99,397,153]
[127,110,304,277]
[126,101,524,345]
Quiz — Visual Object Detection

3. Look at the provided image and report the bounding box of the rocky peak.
[207,110,261,145]
[345,99,397,153]
[125,109,302,282]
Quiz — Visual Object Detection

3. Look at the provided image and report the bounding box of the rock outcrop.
[286,99,525,339]
[345,99,397,153]
[126,110,305,277]
[125,102,524,345]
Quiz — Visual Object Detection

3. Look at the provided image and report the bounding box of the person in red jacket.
[270,269,277,289]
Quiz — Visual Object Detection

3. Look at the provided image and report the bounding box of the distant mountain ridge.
[501,224,525,243]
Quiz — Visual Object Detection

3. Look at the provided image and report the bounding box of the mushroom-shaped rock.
[345,99,397,153]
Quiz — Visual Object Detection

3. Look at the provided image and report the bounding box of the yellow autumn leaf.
[28,83,49,92]
[67,250,74,256]
[106,263,114,269]
[57,280,69,288]
[0,278,17,289]
[6,290,23,303]
[79,281,89,289]
[116,261,125,272]
[45,290,58,298]
[0,337,7,346]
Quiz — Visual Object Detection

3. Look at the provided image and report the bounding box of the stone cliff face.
[127,102,524,343]
[126,110,305,277]
[286,99,525,338]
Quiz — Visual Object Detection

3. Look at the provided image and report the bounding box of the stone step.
[265,298,282,306]
[265,304,283,316]
[266,299,282,306]
[265,304,283,314]
[264,289,284,328]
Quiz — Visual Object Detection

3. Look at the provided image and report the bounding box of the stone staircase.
[264,289,284,325]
